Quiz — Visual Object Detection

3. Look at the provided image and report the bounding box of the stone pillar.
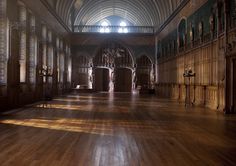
[6,0,21,108]
[155,36,158,83]
[53,43,58,96]
[8,24,20,108]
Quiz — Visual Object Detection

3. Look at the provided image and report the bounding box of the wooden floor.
[0,93,236,166]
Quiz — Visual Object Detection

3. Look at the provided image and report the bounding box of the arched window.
[118,21,128,33]
[100,20,110,33]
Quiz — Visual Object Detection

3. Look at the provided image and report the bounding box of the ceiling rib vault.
[45,0,185,28]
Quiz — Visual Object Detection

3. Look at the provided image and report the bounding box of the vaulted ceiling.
[45,0,185,28]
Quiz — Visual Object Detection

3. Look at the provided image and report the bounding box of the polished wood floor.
[0,93,236,166]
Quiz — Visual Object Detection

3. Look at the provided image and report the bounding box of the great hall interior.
[0,0,236,165]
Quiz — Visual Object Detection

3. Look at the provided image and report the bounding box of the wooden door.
[137,70,150,89]
[94,68,109,92]
[114,68,132,92]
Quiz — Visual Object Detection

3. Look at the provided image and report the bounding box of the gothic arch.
[72,55,92,89]
[92,40,135,92]
[136,54,153,65]
[93,40,134,68]
[136,55,153,89]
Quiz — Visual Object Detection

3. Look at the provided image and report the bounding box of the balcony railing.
[73,25,155,34]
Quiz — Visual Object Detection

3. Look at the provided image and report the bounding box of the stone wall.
[0,0,71,111]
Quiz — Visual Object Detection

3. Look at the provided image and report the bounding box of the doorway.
[114,68,132,92]
[136,55,152,89]
[94,68,110,92]
[77,73,88,86]
[137,70,151,89]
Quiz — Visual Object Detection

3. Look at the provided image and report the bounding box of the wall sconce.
[183,68,196,78]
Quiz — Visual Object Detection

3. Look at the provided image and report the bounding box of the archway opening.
[94,68,110,92]
[72,55,91,89]
[93,41,134,93]
[114,68,132,92]
[136,55,152,90]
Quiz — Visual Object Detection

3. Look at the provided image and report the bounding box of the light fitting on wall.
[183,68,196,78]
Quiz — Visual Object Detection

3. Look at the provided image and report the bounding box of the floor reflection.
[0,93,236,165]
